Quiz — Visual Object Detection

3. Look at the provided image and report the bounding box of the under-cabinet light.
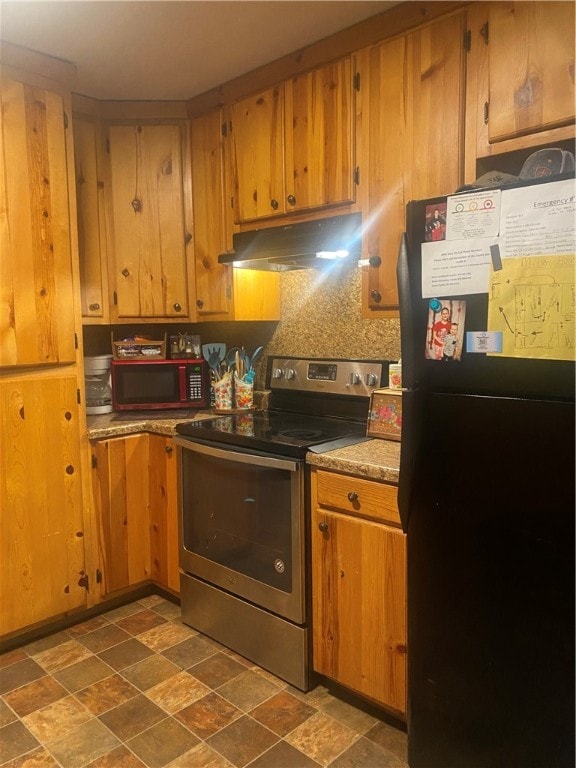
[315,249,349,260]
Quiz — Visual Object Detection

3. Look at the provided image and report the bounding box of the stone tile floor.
[0,595,408,768]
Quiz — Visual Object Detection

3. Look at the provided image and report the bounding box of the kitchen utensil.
[241,347,250,374]
[225,347,240,370]
[234,350,243,379]
[202,343,226,372]
[249,345,263,371]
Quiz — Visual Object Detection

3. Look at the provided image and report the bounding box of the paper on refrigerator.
[421,190,501,298]
[486,179,576,361]
[421,179,575,310]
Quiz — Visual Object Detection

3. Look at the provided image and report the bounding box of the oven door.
[175,437,306,624]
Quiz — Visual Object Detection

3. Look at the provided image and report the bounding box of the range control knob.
[285,368,296,380]
[272,368,284,379]
[365,372,378,386]
[350,372,361,385]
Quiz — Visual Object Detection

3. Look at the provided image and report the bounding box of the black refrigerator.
[396,175,575,768]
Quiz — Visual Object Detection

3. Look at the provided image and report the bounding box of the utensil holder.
[234,373,254,410]
[213,372,233,411]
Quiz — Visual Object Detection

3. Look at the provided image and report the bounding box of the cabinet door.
[406,14,465,202]
[230,85,285,222]
[148,435,180,593]
[192,110,280,321]
[73,115,109,323]
[0,78,77,366]
[363,12,464,314]
[285,58,355,213]
[312,506,407,713]
[0,374,87,635]
[191,110,233,318]
[487,2,575,143]
[363,35,410,312]
[91,434,151,595]
[107,123,190,319]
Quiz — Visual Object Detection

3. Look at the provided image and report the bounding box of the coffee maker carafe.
[84,355,113,415]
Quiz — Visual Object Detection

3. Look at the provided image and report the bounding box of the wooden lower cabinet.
[148,435,180,593]
[0,373,88,636]
[91,433,179,599]
[311,468,407,715]
[91,434,151,595]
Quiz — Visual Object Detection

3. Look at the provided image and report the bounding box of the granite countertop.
[307,438,401,484]
[87,408,401,483]
[86,409,215,439]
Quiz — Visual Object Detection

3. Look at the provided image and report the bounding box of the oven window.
[181,450,293,592]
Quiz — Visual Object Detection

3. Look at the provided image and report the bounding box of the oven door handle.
[173,436,301,472]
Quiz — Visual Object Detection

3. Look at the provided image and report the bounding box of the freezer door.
[399,183,574,400]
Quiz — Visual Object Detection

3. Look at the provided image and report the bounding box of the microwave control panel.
[186,363,205,401]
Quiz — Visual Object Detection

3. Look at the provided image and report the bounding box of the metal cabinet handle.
[318,521,329,532]
[370,289,382,304]
[270,198,279,210]
[347,491,358,502]
[88,303,101,311]
[165,445,173,455]
[173,303,182,312]
[287,194,296,206]
[121,268,130,278]
[196,299,204,309]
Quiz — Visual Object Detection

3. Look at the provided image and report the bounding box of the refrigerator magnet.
[466,332,503,354]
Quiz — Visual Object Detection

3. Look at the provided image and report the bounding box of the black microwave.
[111,359,209,410]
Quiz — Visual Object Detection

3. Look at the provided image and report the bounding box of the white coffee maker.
[84,355,113,415]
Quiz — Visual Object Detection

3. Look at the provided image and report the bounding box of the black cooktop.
[175,410,368,458]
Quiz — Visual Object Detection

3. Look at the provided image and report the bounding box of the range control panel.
[269,357,386,397]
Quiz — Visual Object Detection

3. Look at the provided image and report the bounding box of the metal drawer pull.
[318,521,329,532]
[347,491,358,502]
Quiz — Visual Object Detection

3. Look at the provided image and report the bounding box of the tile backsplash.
[261,266,401,365]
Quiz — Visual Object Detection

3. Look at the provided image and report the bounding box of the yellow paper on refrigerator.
[487,254,575,361]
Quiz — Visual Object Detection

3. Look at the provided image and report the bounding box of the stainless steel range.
[174,356,388,690]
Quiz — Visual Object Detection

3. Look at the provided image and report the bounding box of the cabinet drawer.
[315,470,400,526]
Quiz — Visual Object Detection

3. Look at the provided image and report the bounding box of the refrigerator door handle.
[397,232,415,389]
[398,388,420,533]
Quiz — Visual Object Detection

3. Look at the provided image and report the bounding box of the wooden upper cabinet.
[284,58,355,213]
[106,122,192,320]
[229,85,285,222]
[464,2,575,177]
[362,11,465,315]
[190,109,280,321]
[486,2,575,143]
[362,35,409,313]
[190,109,233,318]
[0,78,77,366]
[405,13,465,202]
[73,114,109,323]
[228,57,355,222]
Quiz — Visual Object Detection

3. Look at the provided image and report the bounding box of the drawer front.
[315,469,400,526]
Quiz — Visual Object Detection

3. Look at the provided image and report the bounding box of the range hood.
[218,212,363,271]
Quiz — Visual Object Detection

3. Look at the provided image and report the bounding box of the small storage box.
[111,333,167,360]
[367,388,402,441]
